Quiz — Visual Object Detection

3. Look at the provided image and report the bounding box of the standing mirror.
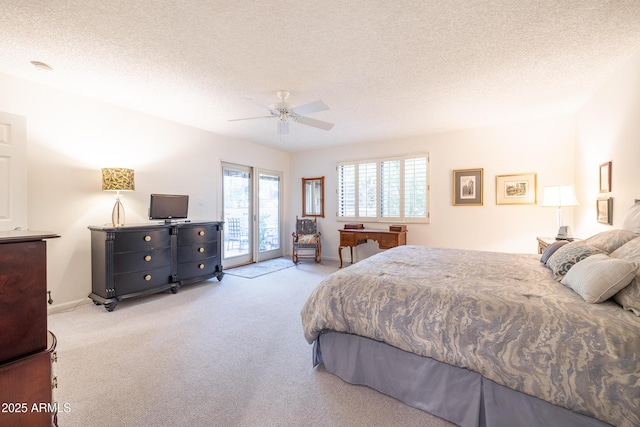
[302,177,324,217]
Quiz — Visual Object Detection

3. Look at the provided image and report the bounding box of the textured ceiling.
[2,1,640,152]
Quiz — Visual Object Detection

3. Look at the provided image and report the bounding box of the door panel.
[257,171,281,261]
[222,164,252,267]
[0,112,27,230]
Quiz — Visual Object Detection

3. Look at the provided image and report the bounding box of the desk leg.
[338,246,344,268]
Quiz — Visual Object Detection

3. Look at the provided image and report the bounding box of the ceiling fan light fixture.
[229,90,334,134]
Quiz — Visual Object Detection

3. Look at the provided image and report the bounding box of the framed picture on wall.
[495,173,537,205]
[597,197,613,224]
[599,161,612,193]
[453,168,483,206]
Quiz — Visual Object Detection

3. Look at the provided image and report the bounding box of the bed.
[301,230,640,427]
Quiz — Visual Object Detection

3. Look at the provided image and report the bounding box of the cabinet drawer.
[0,332,56,426]
[0,241,47,363]
[177,242,218,262]
[178,226,218,246]
[178,259,218,280]
[378,236,397,249]
[114,266,172,295]
[114,229,171,252]
[340,233,356,246]
[114,248,171,274]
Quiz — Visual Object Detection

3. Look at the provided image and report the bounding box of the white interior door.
[0,112,27,231]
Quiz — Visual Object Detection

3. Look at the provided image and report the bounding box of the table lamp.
[102,168,135,227]
[542,184,578,240]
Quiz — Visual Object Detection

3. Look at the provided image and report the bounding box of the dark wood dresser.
[0,231,59,426]
[88,221,223,311]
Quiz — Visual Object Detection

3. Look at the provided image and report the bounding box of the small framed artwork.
[453,168,483,206]
[495,173,537,205]
[599,161,611,193]
[597,197,613,225]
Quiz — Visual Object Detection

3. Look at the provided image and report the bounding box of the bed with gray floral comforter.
[301,245,640,427]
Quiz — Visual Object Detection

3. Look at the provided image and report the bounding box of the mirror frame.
[302,176,325,218]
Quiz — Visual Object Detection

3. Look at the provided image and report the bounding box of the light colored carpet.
[225,257,295,278]
[48,260,454,427]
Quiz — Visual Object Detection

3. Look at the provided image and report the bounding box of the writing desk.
[338,228,407,268]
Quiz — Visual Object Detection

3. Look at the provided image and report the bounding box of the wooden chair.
[292,216,321,263]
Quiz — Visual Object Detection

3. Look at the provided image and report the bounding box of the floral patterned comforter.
[301,245,640,427]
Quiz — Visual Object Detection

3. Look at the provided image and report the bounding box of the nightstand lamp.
[542,184,578,240]
[102,168,135,227]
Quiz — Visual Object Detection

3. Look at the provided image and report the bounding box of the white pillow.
[622,200,640,233]
[561,254,638,303]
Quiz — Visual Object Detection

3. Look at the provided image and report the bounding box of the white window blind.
[337,154,429,223]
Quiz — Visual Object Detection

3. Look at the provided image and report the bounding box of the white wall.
[290,115,577,261]
[575,48,640,237]
[0,73,290,311]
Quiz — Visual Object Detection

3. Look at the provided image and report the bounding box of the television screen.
[149,194,189,221]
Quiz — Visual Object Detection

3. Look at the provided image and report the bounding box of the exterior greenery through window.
[337,154,429,222]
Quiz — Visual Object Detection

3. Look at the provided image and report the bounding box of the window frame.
[337,153,430,223]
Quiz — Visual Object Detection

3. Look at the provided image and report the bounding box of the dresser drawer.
[340,233,356,246]
[178,259,218,280]
[0,241,47,363]
[114,247,171,274]
[177,242,218,262]
[378,236,398,249]
[178,225,218,246]
[114,266,172,295]
[114,229,171,252]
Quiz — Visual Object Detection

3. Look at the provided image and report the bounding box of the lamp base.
[112,198,125,227]
[555,225,573,240]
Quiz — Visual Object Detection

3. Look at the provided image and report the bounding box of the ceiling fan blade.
[294,115,334,131]
[278,121,289,135]
[292,100,329,115]
[227,115,274,122]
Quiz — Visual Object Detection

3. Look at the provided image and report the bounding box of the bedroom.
[1,1,640,426]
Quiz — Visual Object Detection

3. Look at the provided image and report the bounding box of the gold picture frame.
[495,173,537,205]
[599,161,611,193]
[597,197,613,225]
[453,168,483,206]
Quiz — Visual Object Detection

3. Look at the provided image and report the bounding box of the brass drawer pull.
[144,255,152,262]
[198,264,205,269]
[198,247,205,253]
[144,274,152,281]
[198,230,205,236]
[144,235,151,242]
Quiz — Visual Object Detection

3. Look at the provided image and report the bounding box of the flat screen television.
[149,194,189,223]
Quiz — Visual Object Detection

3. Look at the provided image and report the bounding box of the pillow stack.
[542,230,640,312]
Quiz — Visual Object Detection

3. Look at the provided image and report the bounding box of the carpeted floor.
[47,260,454,427]
[225,257,295,278]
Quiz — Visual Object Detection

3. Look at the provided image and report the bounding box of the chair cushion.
[297,234,318,244]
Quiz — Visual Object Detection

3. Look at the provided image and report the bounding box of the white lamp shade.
[542,185,578,207]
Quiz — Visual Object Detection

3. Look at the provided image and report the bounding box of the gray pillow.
[540,240,569,265]
[622,200,640,233]
[546,241,603,281]
[585,229,639,254]
[611,236,640,315]
[561,254,638,303]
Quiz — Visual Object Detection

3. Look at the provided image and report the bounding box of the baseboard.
[47,297,92,315]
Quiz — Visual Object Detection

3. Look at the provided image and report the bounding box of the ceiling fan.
[228,90,334,135]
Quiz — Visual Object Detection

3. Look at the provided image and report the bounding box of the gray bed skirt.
[315,331,612,427]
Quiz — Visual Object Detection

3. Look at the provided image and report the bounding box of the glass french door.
[257,171,282,260]
[222,163,282,268]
